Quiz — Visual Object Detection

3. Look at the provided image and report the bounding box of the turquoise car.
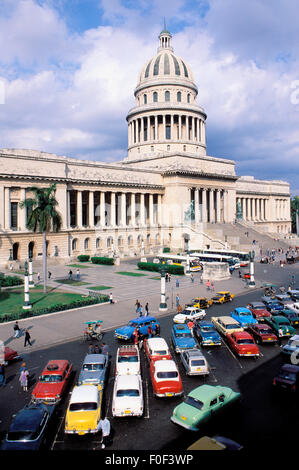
[231,307,258,328]
[171,384,240,431]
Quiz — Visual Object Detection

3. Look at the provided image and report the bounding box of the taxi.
[187,297,213,309]
[149,359,183,398]
[31,360,73,404]
[64,384,102,435]
[143,337,172,363]
[211,291,235,304]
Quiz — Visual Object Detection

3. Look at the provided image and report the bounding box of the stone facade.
[0,30,292,266]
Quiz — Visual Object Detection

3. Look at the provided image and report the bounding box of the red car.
[247,302,272,321]
[247,324,278,344]
[31,360,73,404]
[149,359,183,398]
[4,346,21,364]
[226,331,260,358]
[143,337,172,363]
[242,272,250,279]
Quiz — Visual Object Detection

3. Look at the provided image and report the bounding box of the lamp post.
[23,261,32,310]
[185,251,191,276]
[159,265,168,312]
[248,250,256,288]
[28,257,35,288]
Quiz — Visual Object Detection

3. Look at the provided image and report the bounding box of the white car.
[285,302,299,313]
[173,307,206,324]
[115,345,141,376]
[180,349,210,376]
[112,374,143,417]
[150,359,183,398]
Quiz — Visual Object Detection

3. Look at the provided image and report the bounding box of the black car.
[273,364,299,393]
[1,403,56,450]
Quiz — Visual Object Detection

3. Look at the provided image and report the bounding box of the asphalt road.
[0,287,298,453]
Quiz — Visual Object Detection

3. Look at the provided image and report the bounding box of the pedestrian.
[211,282,214,292]
[168,273,171,283]
[132,328,139,345]
[0,363,6,387]
[101,343,109,355]
[13,321,21,338]
[165,272,169,283]
[135,300,140,312]
[145,302,149,316]
[20,362,27,373]
[24,328,32,347]
[200,274,203,284]
[147,324,153,339]
[238,270,242,278]
[48,271,52,279]
[98,416,111,449]
[176,278,180,288]
[94,344,100,354]
[137,305,143,317]
[137,329,144,349]
[68,270,73,280]
[277,327,284,346]
[187,320,194,331]
[206,280,210,291]
[191,274,194,283]
[76,269,80,280]
[109,293,114,304]
[37,272,40,282]
[19,367,29,391]
[154,322,160,336]
[88,343,94,354]
[176,294,180,308]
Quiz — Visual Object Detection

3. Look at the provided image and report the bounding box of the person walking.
[211,282,214,292]
[206,280,211,291]
[0,363,6,387]
[68,270,73,280]
[132,328,139,345]
[200,274,203,284]
[13,321,21,338]
[76,269,80,280]
[278,327,284,346]
[101,343,109,356]
[135,300,140,313]
[98,417,111,449]
[145,302,149,316]
[19,367,29,391]
[37,272,40,282]
[93,344,100,354]
[109,293,114,304]
[147,324,153,339]
[88,343,94,354]
[154,321,160,336]
[48,271,52,279]
[176,278,180,288]
[191,274,194,283]
[176,294,180,308]
[24,329,32,347]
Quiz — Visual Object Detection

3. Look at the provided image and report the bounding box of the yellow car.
[188,297,213,309]
[211,291,235,304]
[65,384,102,436]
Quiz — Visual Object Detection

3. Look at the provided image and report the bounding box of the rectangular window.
[166,125,171,140]
[10,202,18,229]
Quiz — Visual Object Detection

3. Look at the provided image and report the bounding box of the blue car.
[114,316,160,341]
[171,323,197,353]
[193,321,222,346]
[262,299,284,312]
[230,307,258,328]
[1,403,56,450]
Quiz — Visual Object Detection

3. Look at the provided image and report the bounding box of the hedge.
[91,256,114,265]
[137,262,184,275]
[163,247,171,253]
[77,255,90,262]
[0,295,109,324]
[0,274,24,287]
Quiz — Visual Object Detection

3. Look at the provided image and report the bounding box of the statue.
[236,200,243,220]
[184,201,195,222]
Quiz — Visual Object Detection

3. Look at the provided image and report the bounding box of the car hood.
[1,439,40,451]
[32,382,64,398]
[253,309,271,317]
[237,344,259,354]
[154,380,183,394]
[66,410,98,430]
[236,317,257,325]
[78,370,105,384]
[115,326,133,336]
[201,331,221,341]
[175,337,197,348]
[173,403,203,425]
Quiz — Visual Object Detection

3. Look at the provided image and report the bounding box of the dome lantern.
[158,21,173,52]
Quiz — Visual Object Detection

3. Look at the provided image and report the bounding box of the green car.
[171,384,240,431]
[265,316,296,337]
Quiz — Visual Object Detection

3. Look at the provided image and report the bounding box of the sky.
[0,0,298,194]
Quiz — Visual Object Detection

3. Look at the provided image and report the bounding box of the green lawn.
[116,271,147,277]
[0,287,87,315]
[55,279,90,286]
[66,264,93,268]
[149,276,161,280]
[88,285,112,291]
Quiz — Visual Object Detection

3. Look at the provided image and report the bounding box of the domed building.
[0,29,292,265]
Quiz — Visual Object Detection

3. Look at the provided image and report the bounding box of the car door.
[181,352,187,371]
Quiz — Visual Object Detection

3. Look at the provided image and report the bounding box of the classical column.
[171,114,174,141]
[252,198,256,221]
[202,188,207,223]
[130,193,135,226]
[216,189,221,223]
[202,120,206,145]
[163,114,166,140]
[136,119,139,143]
[110,192,116,226]
[155,115,158,141]
[147,116,150,141]
[76,190,82,228]
[100,191,105,227]
[140,193,145,226]
[66,190,71,229]
[194,188,199,225]
[157,194,162,226]
[196,119,200,142]
[20,188,27,231]
[4,187,10,229]
[120,192,126,226]
[178,115,182,140]
[247,198,251,221]
[149,194,154,226]
[241,198,246,221]
[0,185,4,229]
[209,189,214,223]
[141,117,144,143]
[88,191,94,227]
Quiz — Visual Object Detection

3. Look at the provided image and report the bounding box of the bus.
[157,254,202,272]
[193,249,249,267]
[189,252,237,269]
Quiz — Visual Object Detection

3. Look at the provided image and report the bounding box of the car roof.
[234,307,251,313]
[70,385,98,404]
[174,323,190,331]
[250,302,264,307]
[118,345,138,356]
[185,348,205,358]
[147,337,168,348]
[230,331,252,338]
[281,364,299,373]
[83,354,106,364]
[214,316,240,324]
[254,323,271,329]
[189,384,228,400]
[130,316,156,323]
[199,321,214,327]
[10,405,46,432]
[116,374,139,388]
[154,360,177,372]
[42,360,69,374]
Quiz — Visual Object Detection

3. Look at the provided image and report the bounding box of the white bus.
[157,254,202,272]
[189,252,237,269]
[194,249,249,267]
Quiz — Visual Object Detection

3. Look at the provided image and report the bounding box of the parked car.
[226,331,259,358]
[247,302,272,321]
[247,323,278,344]
[65,384,102,435]
[241,272,250,279]
[211,316,244,336]
[288,290,299,301]
[115,345,141,375]
[31,360,73,404]
[187,435,243,451]
[211,291,235,304]
[112,374,143,417]
[143,337,172,362]
[173,306,206,324]
[281,335,299,361]
[149,359,183,397]
[180,349,209,376]
[188,297,213,309]
[280,309,299,327]
[273,364,299,392]
[264,316,296,337]
[230,307,258,328]
[171,384,240,431]
[78,354,109,388]
[276,294,294,307]
[3,346,21,365]
[171,324,197,353]
[262,299,284,313]
[193,321,222,347]
[114,316,160,341]
[284,302,299,315]
[1,403,56,450]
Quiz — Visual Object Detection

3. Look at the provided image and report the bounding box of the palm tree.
[20,183,62,293]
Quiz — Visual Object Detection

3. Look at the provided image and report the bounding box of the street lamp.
[159,265,168,312]
[248,250,256,288]
[28,257,35,288]
[23,261,32,310]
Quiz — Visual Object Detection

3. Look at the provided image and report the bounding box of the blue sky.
[0,0,298,194]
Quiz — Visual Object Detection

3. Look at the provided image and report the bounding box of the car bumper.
[112,409,143,417]
[202,341,221,346]
[238,352,259,357]
[32,397,60,404]
[65,428,98,435]
[155,391,183,397]
[187,370,209,376]
[170,416,198,431]
[114,333,130,340]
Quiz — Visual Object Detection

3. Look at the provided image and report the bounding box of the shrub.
[0,274,23,287]
[77,255,90,262]
[137,262,184,275]
[163,247,171,253]
[91,256,114,265]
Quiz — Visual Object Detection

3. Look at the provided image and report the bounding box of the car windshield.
[83,363,103,371]
[118,356,138,363]
[226,324,239,329]
[7,431,37,441]
[128,321,138,327]
[153,350,168,355]
[252,305,264,310]
[175,332,192,338]
[39,374,62,383]
[279,321,290,326]
[69,402,97,411]
[182,310,194,315]
[191,360,205,366]
[278,372,296,381]
[259,328,272,334]
[184,396,204,410]
[213,295,222,299]
[201,326,214,332]
[116,389,139,397]
[237,339,254,344]
[239,312,251,316]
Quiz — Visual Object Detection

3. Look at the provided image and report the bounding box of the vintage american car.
[115,345,141,375]
[3,346,21,365]
[187,435,243,451]
[171,384,240,431]
[65,384,102,435]
[275,294,295,307]
[188,297,213,309]
[264,316,296,337]
[144,337,172,362]
[211,291,235,304]
[1,403,56,450]
[230,307,258,328]
[247,302,271,321]
[112,374,143,417]
[180,349,209,376]
[284,302,299,315]
[31,360,73,404]
[171,324,197,353]
[247,323,278,344]
[193,321,222,346]
[262,298,284,313]
[173,306,206,324]
[273,364,299,392]
[78,354,109,388]
[211,316,244,336]
[114,316,160,341]
[280,309,299,327]
[281,335,299,360]
[288,290,299,301]
[149,359,183,397]
[226,331,260,358]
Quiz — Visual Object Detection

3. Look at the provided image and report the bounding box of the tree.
[20,183,62,293]
[290,196,299,234]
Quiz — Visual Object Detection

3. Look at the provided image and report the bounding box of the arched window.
[107,237,113,248]
[118,236,123,247]
[96,238,101,249]
[187,93,191,103]
[72,239,78,251]
[144,94,147,105]
[153,92,158,102]
[165,91,170,102]
[137,235,142,246]
[128,235,133,246]
[84,238,90,250]
[177,91,181,102]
